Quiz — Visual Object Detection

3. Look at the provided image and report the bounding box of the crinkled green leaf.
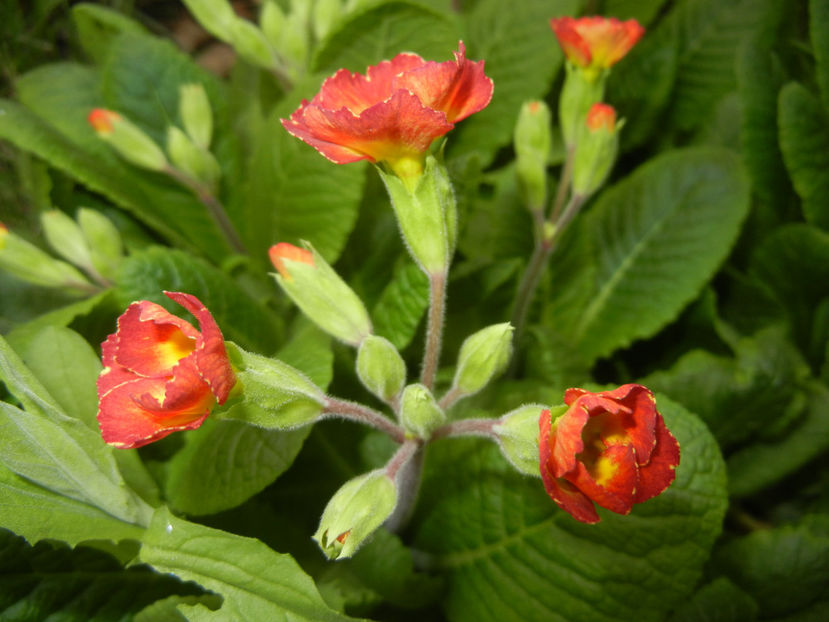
[71,3,147,64]
[116,246,281,354]
[412,396,727,622]
[139,508,365,621]
[372,259,429,350]
[778,82,829,230]
[668,577,758,622]
[543,147,750,366]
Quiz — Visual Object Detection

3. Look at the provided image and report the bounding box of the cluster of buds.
[91,24,679,566]
[0,208,124,294]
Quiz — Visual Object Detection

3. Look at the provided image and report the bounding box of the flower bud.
[450,323,513,398]
[179,83,213,149]
[181,0,237,40]
[221,343,326,429]
[356,335,406,403]
[514,100,552,210]
[377,155,454,275]
[88,109,168,171]
[77,208,124,281]
[166,126,221,190]
[41,210,95,274]
[0,223,93,293]
[400,383,445,439]
[558,65,605,148]
[492,404,564,477]
[314,469,397,560]
[269,242,372,346]
[571,103,620,198]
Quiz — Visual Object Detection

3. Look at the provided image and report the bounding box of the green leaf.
[313,1,460,74]
[811,0,829,110]
[0,464,143,546]
[602,0,670,25]
[372,259,429,350]
[727,381,829,497]
[16,325,100,430]
[449,0,580,165]
[116,246,281,354]
[666,0,783,131]
[715,515,829,618]
[71,2,147,65]
[139,508,365,621]
[778,82,829,230]
[736,37,789,207]
[136,595,223,622]
[164,418,310,516]
[668,577,758,622]
[237,103,366,263]
[276,316,335,389]
[0,529,204,620]
[543,147,750,366]
[412,396,727,622]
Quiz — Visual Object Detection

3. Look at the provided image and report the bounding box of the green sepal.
[0,226,94,293]
[559,63,605,148]
[314,470,398,560]
[41,210,95,274]
[492,403,566,476]
[450,323,514,399]
[356,335,407,404]
[400,383,446,439]
[166,126,221,190]
[514,100,552,210]
[78,208,124,281]
[179,83,213,149]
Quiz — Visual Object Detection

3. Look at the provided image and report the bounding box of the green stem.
[323,397,406,443]
[420,270,447,390]
[164,165,247,255]
[384,438,424,532]
[550,145,575,223]
[430,417,496,441]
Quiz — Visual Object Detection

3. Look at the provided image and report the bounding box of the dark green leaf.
[602,0,670,25]
[412,396,728,622]
[811,0,829,110]
[116,246,281,354]
[778,82,829,230]
[372,259,429,350]
[139,508,365,621]
[668,577,758,622]
[71,3,147,65]
[543,147,750,366]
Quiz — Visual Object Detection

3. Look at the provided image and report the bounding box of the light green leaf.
[313,1,460,74]
[17,325,100,429]
[274,316,334,389]
[0,463,143,546]
[412,396,727,622]
[237,103,366,263]
[544,147,750,366]
[139,508,365,621]
[778,82,829,230]
[116,246,282,354]
[372,259,429,350]
[449,0,581,165]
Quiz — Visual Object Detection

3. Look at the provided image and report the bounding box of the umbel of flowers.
[95,21,678,561]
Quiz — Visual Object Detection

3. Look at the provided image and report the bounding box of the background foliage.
[1,0,828,620]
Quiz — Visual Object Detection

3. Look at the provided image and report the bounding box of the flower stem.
[437,385,464,411]
[164,165,247,255]
[430,418,497,441]
[420,270,447,390]
[384,438,424,532]
[550,145,575,223]
[323,397,406,443]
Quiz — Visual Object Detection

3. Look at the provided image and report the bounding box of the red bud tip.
[269,243,315,280]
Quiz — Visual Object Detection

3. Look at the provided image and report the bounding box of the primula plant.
[1,1,828,620]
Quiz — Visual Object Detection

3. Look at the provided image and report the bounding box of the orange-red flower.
[538,384,679,523]
[281,42,493,176]
[550,16,644,71]
[97,292,235,449]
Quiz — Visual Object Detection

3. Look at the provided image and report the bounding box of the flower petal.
[551,401,590,478]
[568,443,638,515]
[633,414,680,503]
[542,463,600,524]
[113,301,199,377]
[550,17,593,67]
[165,291,235,404]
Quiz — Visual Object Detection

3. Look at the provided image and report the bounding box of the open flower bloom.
[97,291,235,449]
[550,16,644,73]
[281,42,493,178]
[538,384,680,523]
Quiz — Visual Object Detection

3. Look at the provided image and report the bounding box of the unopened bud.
[269,242,372,346]
[313,469,397,560]
[356,335,406,403]
[41,210,94,274]
[88,109,168,171]
[492,404,565,476]
[571,103,620,197]
[166,126,221,190]
[514,100,552,210]
[451,323,513,398]
[179,83,213,149]
[400,383,445,439]
[77,208,124,281]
